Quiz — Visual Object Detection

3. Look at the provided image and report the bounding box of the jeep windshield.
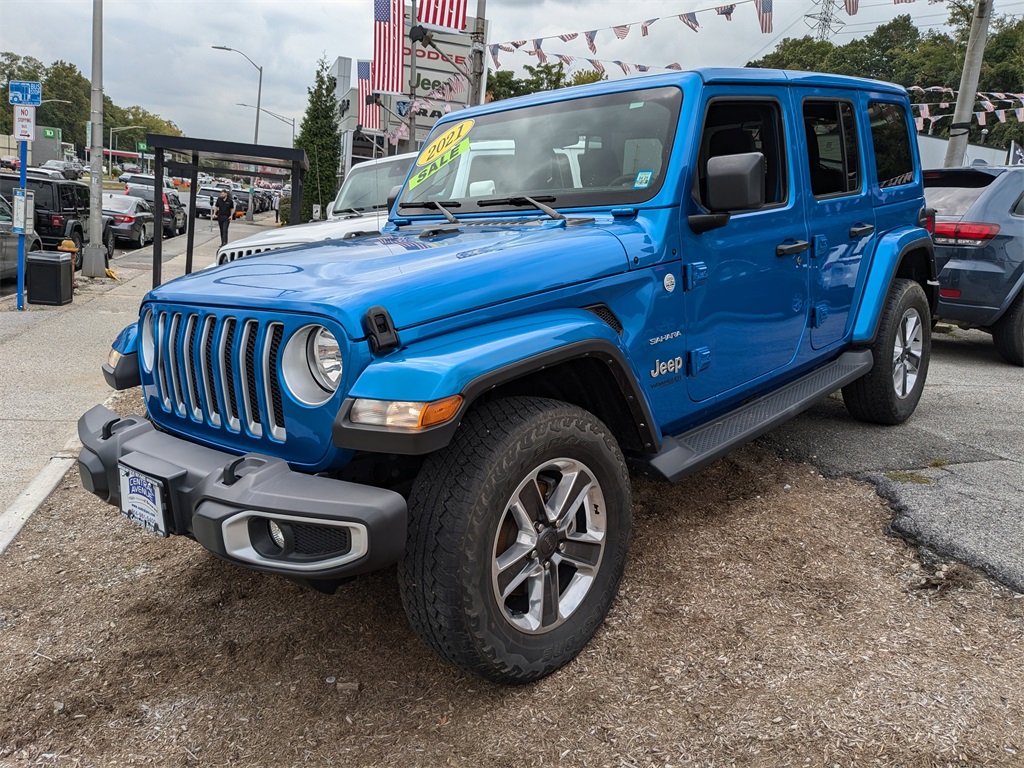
[398,85,681,216]
[332,155,415,216]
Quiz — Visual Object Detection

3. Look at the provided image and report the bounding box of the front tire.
[70,231,84,270]
[843,278,931,424]
[992,292,1024,366]
[399,397,632,683]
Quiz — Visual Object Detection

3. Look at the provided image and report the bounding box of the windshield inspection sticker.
[633,170,654,189]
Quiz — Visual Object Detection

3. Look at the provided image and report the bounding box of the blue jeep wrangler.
[79,69,936,683]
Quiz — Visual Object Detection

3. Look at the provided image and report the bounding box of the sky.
[0,0,965,149]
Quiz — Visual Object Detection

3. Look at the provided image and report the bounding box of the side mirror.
[706,152,765,213]
[387,184,402,212]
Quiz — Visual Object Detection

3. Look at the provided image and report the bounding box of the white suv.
[214,153,415,266]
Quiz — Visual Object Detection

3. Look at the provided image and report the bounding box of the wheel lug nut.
[557,542,565,552]
[534,522,545,532]
[543,561,551,570]
[529,550,538,560]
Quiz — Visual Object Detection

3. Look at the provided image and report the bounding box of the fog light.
[268,520,286,548]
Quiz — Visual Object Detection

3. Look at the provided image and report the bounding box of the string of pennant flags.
[909,86,1024,132]
[489,0,919,69]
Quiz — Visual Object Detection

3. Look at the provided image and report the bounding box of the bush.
[279,196,291,225]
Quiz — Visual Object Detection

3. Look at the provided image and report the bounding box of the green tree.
[486,63,605,103]
[38,60,91,151]
[567,69,607,87]
[747,37,836,71]
[294,55,341,224]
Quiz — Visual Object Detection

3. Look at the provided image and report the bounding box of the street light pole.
[213,45,264,220]
[236,103,295,146]
[108,125,141,178]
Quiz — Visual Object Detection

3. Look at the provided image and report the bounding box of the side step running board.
[649,349,873,483]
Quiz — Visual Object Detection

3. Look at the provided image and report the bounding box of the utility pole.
[943,0,993,167]
[470,0,487,106]
[83,0,106,278]
[407,0,418,152]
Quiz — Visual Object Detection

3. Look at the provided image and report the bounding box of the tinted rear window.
[103,195,134,212]
[923,171,996,217]
[0,177,55,208]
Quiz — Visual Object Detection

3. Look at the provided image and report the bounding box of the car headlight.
[140,310,155,372]
[282,325,344,406]
[308,327,342,391]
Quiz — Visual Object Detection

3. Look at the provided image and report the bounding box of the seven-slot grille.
[149,310,287,441]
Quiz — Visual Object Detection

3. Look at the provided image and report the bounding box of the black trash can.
[26,251,74,306]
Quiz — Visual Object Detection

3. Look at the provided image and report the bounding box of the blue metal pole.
[16,138,27,311]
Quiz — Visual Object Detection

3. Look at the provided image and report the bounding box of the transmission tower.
[805,0,846,41]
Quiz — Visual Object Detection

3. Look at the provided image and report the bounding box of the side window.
[803,100,860,197]
[61,185,77,212]
[0,196,11,222]
[1012,192,1024,217]
[697,100,787,209]
[868,101,914,188]
[77,185,90,211]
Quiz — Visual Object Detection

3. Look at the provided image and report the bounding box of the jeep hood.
[149,220,629,338]
[220,212,389,251]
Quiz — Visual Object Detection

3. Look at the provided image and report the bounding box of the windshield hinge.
[363,305,400,353]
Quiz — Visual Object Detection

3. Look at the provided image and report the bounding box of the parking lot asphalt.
[0,215,275,519]
[0,237,1021,593]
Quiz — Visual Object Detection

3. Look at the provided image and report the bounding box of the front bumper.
[77,404,407,580]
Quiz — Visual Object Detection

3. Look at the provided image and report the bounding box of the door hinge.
[811,303,829,328]
[684,262,708,291]
[688,347,711,376]
[813,234,828,258]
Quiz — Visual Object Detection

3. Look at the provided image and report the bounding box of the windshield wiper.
[477,195,564,221]
[336,206,364,218]
[397,200,462,223]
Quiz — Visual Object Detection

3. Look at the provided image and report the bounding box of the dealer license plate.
[117,464,169,537]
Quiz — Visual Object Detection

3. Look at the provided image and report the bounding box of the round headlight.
[140,310,155,372]
[308,327,342,392]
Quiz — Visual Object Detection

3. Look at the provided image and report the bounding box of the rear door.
[799,91,875,349]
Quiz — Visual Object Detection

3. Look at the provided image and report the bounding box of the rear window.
[923,171,996,217]
[0,177,55,209]
[103,195,134,212]
[867,102,914,188]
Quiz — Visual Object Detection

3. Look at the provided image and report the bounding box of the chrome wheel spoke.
[556,537,603,572]
[495,543,537,599]
[539,567,560,628]
[549,468,593,529]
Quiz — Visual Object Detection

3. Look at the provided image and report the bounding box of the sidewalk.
[0,215,276,522]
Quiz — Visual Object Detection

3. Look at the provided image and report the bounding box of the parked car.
[27,167,66,180]
[83,68,936,684]
[0,193,44,279]
[0,171,91,268]
[924,165,1024,365]
[193,186,222,219]
[125,173,180,203]
[102,193,155,248]
[214,153,416,265]
[40,159,81,180]
[0,155,20,171]
[125,187,186,237]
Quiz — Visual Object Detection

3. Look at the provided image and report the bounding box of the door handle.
[776,240,809,257]
[849,223,875,238]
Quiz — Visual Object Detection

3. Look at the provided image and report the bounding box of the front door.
[684,93,810,403]
[800,94,875,349]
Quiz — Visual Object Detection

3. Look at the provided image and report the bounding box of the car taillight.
[113,214,134,224]
[162,194,171,214]
[932,222,999,247]
[50,214,63,227]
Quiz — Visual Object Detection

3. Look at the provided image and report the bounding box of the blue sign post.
[8,80,42,106]
[9,80,40,310]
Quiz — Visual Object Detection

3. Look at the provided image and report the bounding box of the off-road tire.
[104,228,115,261]
[399,396,632,684]
[992,292,1024,366]
[843,278,931,425]
[70,230,84,270]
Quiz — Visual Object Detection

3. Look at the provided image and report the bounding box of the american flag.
[755,0,773,33]
[641,18,658,36]
[356,61,380,131]
[556,54,575,66]
[679,13,700,32]
[489,44,501,69]
[449,74,465,95]
[614,60,631,75]
[636,64,651,72]
[893,0,915,4]
[558,32,579,42]
[417,0,467,32]
[499,44,515,52]
[510,40,527,48]
[584,30,598,54]
[844,0,858,14]
[589,59,605,74]
[613,25,630,39]
[373,0,404,94]
[665,62,682,71]
[533,38,548,64]
[716,5,736,20]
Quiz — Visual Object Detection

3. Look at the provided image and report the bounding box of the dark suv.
[0,172,92,267]
[924,166,1024,365]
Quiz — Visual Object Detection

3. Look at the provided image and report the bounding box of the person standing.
[214,189,235,246]
[273,191,280,223]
